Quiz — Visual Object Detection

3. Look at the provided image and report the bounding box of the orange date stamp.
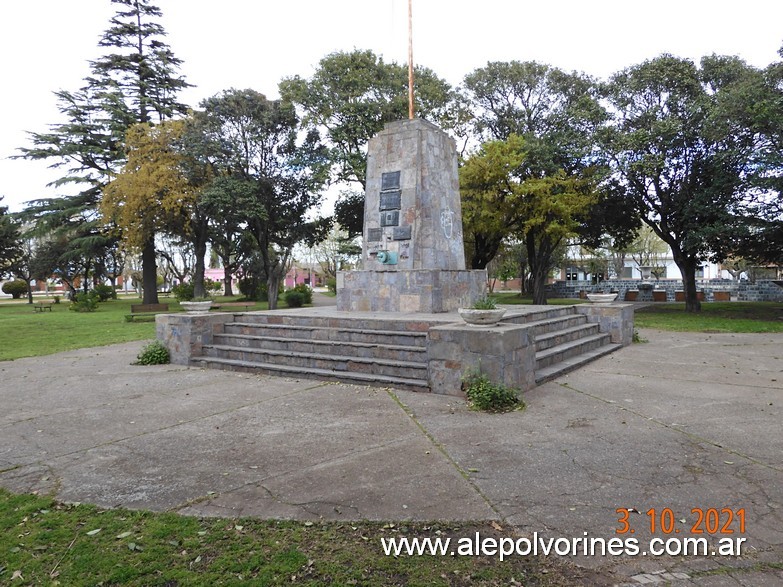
[616,508,746,535]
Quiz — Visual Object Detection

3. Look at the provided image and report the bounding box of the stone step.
[225,322,428,347]
[233,312,438,333]
[212,333,426,362]
[501,306,576,326]
[535,343,623,385]
[192,356,429,391]
[534,323,600,352]
[525,314,589,337]
[202,345,428,380]
[535,332,612,370]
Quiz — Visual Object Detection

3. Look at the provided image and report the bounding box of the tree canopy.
[18,0,189,303]
[190,89,331,308]
[461,135,597,304]
[0,198,22,278]
[280,49,453,236]
[601,54,766,311]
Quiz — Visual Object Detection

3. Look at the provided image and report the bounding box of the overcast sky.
[1,0,782,212]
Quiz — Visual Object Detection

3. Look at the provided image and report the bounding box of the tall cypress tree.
[19,0,189,303]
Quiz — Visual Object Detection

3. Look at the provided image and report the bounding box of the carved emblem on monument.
[440,207,454,239]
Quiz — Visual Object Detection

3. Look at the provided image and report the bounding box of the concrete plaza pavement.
[0,327,781,585]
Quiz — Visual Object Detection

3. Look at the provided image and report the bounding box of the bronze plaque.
[381,171,401,191]
[393,226,411,240]
[379,191,401,211]
[380,211,400,227]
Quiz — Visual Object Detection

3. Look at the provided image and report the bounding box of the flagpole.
[407,0,414,119]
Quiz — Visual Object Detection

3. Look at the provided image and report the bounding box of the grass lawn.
[0,295,278,361]
[635,301,783,333]
[0,489,591,586]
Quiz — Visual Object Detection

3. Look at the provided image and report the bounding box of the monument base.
[336,269,487,313]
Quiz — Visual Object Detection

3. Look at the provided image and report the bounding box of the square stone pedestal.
[336,269,487,313]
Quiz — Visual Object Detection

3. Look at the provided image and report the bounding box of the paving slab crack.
[559,382,783,474]
[9,380,333,474]
[385,389,504,520]
[168,434,418,513]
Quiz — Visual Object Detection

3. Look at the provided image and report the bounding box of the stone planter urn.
[457,307,507,326]
[586,293,618,303]
[180,300,213,313]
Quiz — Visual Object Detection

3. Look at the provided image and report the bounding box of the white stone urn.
[457,307,507,326]
[586,293,618,303]
[180,300,213,313]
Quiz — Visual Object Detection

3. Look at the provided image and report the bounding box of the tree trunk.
[83,258,92,294]
[530,263,549,305]
[192,237,208,299]
[672,250,701,312]
[267,272,281,310]
[527,233,550,305]
[26,283,34,304]
[141,235,159,305]
[470,233,503,270]
[220,254,234,296]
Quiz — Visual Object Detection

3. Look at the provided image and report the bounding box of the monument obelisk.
[336,1,486,313]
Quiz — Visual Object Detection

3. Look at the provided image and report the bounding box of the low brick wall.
[156,312,233,365]
[427,322,537,395]
[549,279,783,302]
[575,303,635,346]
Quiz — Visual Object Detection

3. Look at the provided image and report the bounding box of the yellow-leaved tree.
[102,120,196,300]
[460,134,597,304]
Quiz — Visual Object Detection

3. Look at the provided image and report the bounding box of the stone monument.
[337,119,486,313]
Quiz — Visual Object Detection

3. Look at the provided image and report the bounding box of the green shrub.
[70,291,100,312]
[204,277,222,295]
[238,278,267,301]
[284,290,305,308]
[2,279,28,299]
[471,295,498,310]
[172,282,194,302]
[326,277,337,294]
[291,283,313,304]
[135,340,170,365]
[53,295,61,304]
[93,284,116,301]
[462,369,522,413]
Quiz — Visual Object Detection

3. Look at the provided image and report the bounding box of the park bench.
[33,300,55,312]
[211,301,256,311]
[125,303,170,322]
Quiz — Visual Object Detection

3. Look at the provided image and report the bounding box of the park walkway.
[1,328,781,585]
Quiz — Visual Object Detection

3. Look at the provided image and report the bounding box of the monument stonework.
[337,119,486,313]
[157,118,632,397]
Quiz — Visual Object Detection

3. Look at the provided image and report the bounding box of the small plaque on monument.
[367,228,383,242]
[381,171,401,191]
[379,191,401,211]
[393,226,412,240]
[380,211,400,227]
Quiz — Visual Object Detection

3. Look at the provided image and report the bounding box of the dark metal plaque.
[379,191,401,211]
[393,225,411,240]
[380,210,400,227]
[381,171,401,191]
[367,228,383,242]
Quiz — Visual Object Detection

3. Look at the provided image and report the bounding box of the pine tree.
[19,0,189,304]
